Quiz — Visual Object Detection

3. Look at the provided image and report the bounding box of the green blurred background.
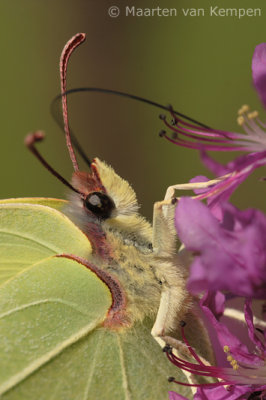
[1,0,266,220]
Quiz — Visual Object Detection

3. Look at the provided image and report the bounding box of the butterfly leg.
[151,174,230,340]
[150,194,214,380]
[163,173,231,201]
[151,198,191,341]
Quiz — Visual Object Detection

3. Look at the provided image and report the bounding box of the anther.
[238,104,250,115]
[247,111,259,119]
[224,345,239,370]
[168,377,175,382]
[159,114,166,120]
[171,117,178,126]
[163,344,172,353]
[171,132,178,140]
[237,116,245,126]
[180,320,186,327]
[167,104,174,110]
[223,345,230,353]
[159,130,166,137]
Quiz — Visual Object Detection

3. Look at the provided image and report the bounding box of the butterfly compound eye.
[84,192,115,219]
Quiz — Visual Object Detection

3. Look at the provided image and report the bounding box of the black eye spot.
[84,192,115,219]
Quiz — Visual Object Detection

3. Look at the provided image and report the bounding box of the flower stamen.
[166,322,266,391]
[160,103,266,153]
[238,104,250,115]
[224,346,240,370]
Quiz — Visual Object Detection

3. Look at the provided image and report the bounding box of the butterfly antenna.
[60,32,86,172]
[50,98,91,167]
[51,87,211,165]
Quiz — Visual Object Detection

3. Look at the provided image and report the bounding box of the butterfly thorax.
[65,158,175,325]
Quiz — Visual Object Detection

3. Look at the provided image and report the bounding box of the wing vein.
[117,334,131,400]
[0,298,89,319]
[0,230,59,254]
[83,329,104,400]
[0,318,104,396]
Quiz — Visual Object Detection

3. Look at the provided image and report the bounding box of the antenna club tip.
[76,32,86,41]
[24,131,45,147]
[60,33,87,66]
[66,32,86,48]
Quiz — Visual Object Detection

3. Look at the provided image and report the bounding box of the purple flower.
[160,43,266,203]
[167,295,266,400]
[175,197,266,299]
[185,151,265,223]
[169,386,252,400]
[169,392,189,400]
[165,40,266,400]
[164,41,266,400]
[161,43,266,153]
[181,150,266,228]
[252,43,266,108]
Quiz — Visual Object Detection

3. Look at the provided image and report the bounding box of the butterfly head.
[71,157,139,221]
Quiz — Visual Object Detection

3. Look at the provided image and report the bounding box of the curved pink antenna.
[60,33,86,171]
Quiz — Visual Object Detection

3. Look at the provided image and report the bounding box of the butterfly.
[0,33,213,400]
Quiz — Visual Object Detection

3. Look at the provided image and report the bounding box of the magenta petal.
[175,198,266,299]
[201,291,225,319]
[175,198,233,293]
[190,176,210,194]
[168,392,189,400]
[252,43,266,108]
[189,175,224,220]
[244,299,265,352]
[199,151,259,177]
[200,150,266,179]
[200,150,229,176]
[196,151,266,222]
[200,294,261,365]
[175,197,220,246]
[176,199,240,294]
[195,385,254,400]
